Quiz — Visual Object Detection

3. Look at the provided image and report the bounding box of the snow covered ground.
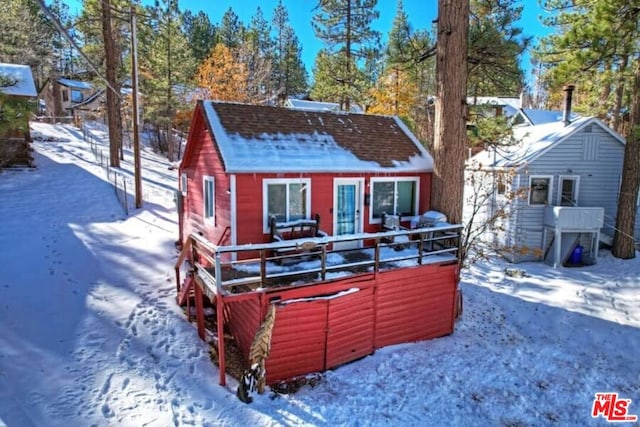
[0,122,638,426]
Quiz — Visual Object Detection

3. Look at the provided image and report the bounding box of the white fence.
[82,126,130,215]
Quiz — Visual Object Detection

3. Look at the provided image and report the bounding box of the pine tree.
[100,0,122,167]
[77,0,131,166]
[467,0,529,97]
[312,0,381,110]
[49,0,78,76]
[431,0,469,225]
[369,0,419,118]
[183,10,217,64]
[0,0,56,88]
[271,1,308,103]
[138,0,195,161]
[310,49,367,107]
[243,7,274,103]
[218,7,244,49]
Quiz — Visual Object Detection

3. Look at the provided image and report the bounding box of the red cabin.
[176,101,461,388]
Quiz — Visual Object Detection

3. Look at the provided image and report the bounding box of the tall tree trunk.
[344,0,351,112]
[611,55,628,133]
[612,55,640,259]
[101,0,121,167]
[431,0,469,225]
[598,59,612,122]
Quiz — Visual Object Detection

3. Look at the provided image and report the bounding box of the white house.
[467,107,638,266]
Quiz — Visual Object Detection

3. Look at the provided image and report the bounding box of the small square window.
[370,178,419,221]
[263,179,311,231]
[529,177,551,205]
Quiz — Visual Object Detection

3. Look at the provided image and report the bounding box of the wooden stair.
[177,275,194,306]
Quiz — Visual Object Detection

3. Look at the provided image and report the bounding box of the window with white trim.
[181,173,188,195]
[203,176,215,222]
[558,175,579,206]
[263,178,311,229]
[528,176,552,205]
[495,173,509,197]
[370,177,419,221]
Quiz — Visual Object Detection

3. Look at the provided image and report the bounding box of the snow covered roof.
[200,101,433,173]
[467,96,521,117]
[514,108,581,126]
[0,63,37,97]
[469,116,625,169]
[285,98,364,114]
[57,78,92,90]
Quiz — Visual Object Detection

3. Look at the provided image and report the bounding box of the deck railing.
[543,206,604,230]
[176,224,463,299]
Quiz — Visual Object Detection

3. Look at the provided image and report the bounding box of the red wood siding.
[374,264,457,348]
[223,263,457,384]
[225,298,262,357]
[325,287,375,368]
[233,172,433,247]
[180,105,232,247]
[266,300,328,382]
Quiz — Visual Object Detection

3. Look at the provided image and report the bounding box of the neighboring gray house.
[510,108,580,126]
[467,114,638,266]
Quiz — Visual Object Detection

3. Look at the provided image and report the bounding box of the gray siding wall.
[508,123,628,263]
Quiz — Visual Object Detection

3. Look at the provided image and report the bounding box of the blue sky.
[62,0,552,83]
[177,0,553,81]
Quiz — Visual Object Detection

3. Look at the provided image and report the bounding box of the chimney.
[562,84,575,126]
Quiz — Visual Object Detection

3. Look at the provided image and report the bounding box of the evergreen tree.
[0,0,56,88]
[183,10,217,64]
[369,1,435,144]
[218,7,244,49]
[139,0,195,161]
[431,0,469,225]
[76,0,131,166]
[271,1,308,103]
[369,0,420,118]
[312,0,381,110]
[243,7,274,103]
[49,0,78,76]
[310,49,367,107]
[467,0,529,97]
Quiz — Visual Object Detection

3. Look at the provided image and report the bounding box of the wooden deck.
[176,224,462,299]
[175,224,463,387]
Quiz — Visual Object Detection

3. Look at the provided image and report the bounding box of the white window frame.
[495,172,510,199]
[369,177,420,224]
[262,178,312,232]
[557,175,580,206]
[528,175,553,206]
[203,175,215,224]
[181,173,188,195]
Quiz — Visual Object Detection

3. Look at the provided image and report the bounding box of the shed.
[468,115,638,266]
[0,63,37,168]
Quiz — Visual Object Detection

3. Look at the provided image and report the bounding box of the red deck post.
[194,282,205,340]
[216,294,226,386]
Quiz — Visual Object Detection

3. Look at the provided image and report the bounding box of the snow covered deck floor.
[176,224,462,299]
